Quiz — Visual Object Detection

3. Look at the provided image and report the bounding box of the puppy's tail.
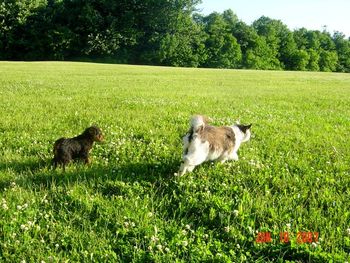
[190,115,208,133]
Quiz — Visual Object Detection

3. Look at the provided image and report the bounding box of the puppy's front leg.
[52,158,58,170]
[81,152,91,165]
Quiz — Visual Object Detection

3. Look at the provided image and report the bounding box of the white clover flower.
[248,226,253,234]
[181,230,187,235]
[123,222,129,228]
[224,226,230,233]
[17,205,22,210]
[2,203,8,210]
[164,247,170,253]
[311,242,317,248]
[233,210,239,216]
[203,234,209,239]
[286,223,291,229]
[22,203,28,209]
[27,221,34,227]
[181,240,188,246]
[185,224,191,230]
[151,235,159,242]
[156,244,163,251]
[55,244,59,248]
[11,182,16,187]
[236,244,240,249]
[20,224,28,231]
[148,246,152,251]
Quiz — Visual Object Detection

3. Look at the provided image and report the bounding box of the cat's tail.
[190,115,209,133]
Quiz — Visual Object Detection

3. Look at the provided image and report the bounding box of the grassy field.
[0,62,349,262]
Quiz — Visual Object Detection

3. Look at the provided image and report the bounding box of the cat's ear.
[238,124,252,133]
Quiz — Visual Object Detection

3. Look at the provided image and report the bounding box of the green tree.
[133,0,201,64]
[307,49,320,71]
[290,50,310,71]
[0,0,47,59]
[158,15,207,67]
[231,20,278,69]
[293,28,309,50]
[253,16,301,70]
[201,12,242,68]
[333,31,350,72]
[319,50,338,72]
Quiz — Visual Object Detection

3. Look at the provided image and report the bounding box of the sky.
[198,0,350,38]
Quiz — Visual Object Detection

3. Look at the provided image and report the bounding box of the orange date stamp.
[255,231,319,244]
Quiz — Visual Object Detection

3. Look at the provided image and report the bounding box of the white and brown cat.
[178,115,251,176]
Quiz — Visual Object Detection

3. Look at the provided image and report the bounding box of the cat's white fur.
[178,115,251,176]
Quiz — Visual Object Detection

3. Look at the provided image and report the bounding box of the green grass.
[0,61,349,262]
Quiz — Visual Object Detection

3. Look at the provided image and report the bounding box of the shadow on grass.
[0,157,49,174]
[0,157,50,190]
[0,157,180,192]
[0,156,234,229]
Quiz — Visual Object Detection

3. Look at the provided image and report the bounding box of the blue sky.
[198,0,350,37]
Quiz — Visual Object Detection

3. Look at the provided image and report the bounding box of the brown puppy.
[52,126,104,171]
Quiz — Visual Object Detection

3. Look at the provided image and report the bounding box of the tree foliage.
[0,1,349,72]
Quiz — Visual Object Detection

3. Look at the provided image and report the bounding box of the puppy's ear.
[85,126,99,136]
[86,127,94,135]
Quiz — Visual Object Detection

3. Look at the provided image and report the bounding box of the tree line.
[1,0,350,72]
